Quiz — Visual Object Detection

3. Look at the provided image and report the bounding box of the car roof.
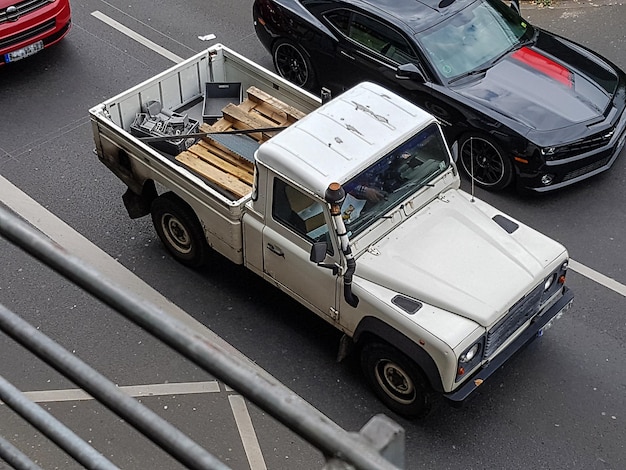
[255,82,436,198]
[319,0,470,32]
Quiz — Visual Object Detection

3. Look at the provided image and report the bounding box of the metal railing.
[0,203,405,470]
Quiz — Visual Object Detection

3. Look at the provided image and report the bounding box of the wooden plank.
[200,120,233,134]
[247,86,306,122]
[220,103,277,142]
[195,140,254,171]
[186,145,254,185]
[176,152,251,199]
[222,102,276,128]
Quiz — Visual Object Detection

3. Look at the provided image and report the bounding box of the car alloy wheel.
[459,135,513,190]
[272,39,317,91]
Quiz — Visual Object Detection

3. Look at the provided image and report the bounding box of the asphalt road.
[1,1,625,469]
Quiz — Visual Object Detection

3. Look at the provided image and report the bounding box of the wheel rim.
[373,359,416,405]
[161,213,192,254]
[460,137,505,187]
[274,43,309,87]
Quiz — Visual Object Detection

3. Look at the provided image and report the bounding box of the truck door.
[262,177,341,322]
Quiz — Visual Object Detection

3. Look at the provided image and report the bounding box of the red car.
[1,0,71,65]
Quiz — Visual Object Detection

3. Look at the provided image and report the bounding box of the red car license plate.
[5,41,44,63]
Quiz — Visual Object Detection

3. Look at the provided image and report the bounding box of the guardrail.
[0,203,405,470]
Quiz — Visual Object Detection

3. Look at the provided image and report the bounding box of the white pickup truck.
[90,44,574,418]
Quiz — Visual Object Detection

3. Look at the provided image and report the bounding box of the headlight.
[544,273,556,291]
[460,343,480,363]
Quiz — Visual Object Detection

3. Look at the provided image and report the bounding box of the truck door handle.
[267,243,284,257]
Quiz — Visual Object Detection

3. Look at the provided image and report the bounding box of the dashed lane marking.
[569,259,626,298]
[91,10,184,63]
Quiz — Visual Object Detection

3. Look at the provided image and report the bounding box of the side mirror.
[509,0,520,13]
[395,63,425,83]
[310,242,328,263]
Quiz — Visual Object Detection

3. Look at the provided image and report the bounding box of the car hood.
[354,190,565,327]
[453,33,619,134]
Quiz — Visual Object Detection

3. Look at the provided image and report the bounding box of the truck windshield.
[341,123,449,236]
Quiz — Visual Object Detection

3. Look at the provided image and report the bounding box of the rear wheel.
[151,193,210,268]
[360,342,438,419]
[458,134,513,191]
[272,39,317,91]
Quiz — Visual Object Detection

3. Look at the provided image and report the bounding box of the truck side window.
[272,179,330,245]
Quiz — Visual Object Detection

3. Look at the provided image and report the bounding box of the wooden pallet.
[176,86,306,199]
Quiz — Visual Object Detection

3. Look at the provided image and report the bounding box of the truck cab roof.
[255,81,437,198]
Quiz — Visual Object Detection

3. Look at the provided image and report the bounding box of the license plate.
[5,41,44,63]
[537,299,572,337]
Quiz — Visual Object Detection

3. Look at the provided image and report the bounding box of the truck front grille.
[484,283,544,358]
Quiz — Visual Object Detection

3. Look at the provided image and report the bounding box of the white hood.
[354,191,566,327]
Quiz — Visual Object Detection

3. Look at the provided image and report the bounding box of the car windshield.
[340,123,449,237]
[416,0,531,80]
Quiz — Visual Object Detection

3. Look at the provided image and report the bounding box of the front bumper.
[0,0,71,64]
[444,286,574,404]
[519,107,626,192]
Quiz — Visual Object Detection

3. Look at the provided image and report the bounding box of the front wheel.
[151,193,210,268]
[360,342,438,419]
[458,134,514,191]
[272,39,317,91]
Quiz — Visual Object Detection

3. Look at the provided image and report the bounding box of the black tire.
[272,39,317,91]
[458,134,514,191]
[150,193,210,268]
[360,342,438,419]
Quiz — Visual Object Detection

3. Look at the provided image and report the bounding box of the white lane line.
[91,10,183,63]
[15,381,221,404]
[228,395,267,470]
[569,259,626,298]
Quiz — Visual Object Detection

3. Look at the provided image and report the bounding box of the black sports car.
[253,0,626,192]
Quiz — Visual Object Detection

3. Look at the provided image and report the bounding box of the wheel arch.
[353,316,444,393]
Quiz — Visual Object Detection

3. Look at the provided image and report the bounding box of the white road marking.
[569,259,626,297]
[19,381,221,403]
[228,395,268,470]
[91,10,184,63]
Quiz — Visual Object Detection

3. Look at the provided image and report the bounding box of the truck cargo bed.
[175,86,306,199]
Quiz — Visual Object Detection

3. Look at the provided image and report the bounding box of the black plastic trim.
[353,316,444,392]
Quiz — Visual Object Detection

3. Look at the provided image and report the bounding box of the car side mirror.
[395,63,425,83]
[509,0,520,13]
[310,242,328,263]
